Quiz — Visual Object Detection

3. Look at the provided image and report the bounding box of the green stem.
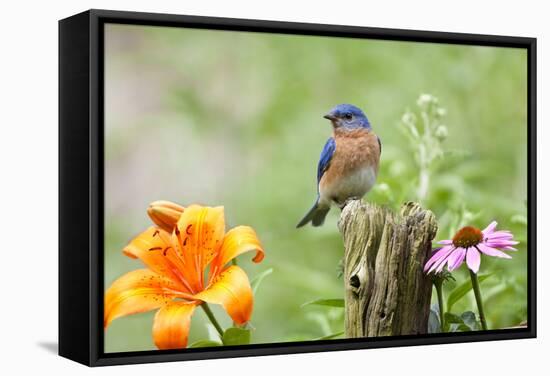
[201,303,224,337]
[469,270,488,330]
[434,280,445,332]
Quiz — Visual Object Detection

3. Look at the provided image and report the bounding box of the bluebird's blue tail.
[296,198,330,228]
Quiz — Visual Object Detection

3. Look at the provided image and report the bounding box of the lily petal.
[195,265,253,325]
[466,247,481,273]
[153,301,197,349]
[123,226,191,292]
[174,205,226,290]
[217,225,265,268]
[104,269,184,328]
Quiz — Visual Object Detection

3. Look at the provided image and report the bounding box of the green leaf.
[251,268,273,295]
[448,323,471,332]
[446,274,492,312]
[189,340,223,348]
[444,312,462,324]
[428,306,441,334]
[313,331,344,340]
[301,299,345,308]
[222,327,251,346]
[444,312,470,332]
[460,311,480,331]
[443,312,478,332]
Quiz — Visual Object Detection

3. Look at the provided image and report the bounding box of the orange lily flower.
[104,202,264,349]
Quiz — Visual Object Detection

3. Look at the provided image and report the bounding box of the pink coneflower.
[425,221,518,274]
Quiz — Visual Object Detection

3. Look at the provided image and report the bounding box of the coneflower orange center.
[452,226,483,248]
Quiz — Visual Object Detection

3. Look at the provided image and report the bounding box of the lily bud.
[147,200,185,232]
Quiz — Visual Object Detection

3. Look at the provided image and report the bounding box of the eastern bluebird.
[296,104,381,228]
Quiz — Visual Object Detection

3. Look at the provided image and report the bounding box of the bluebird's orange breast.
[319,127,380,206]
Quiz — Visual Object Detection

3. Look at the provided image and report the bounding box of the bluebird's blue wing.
[296,137,335,228]
[317,137,336,184]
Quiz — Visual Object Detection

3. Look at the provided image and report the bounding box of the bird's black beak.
[323,113,336,121]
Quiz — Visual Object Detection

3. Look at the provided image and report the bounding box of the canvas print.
[103,23,528,353]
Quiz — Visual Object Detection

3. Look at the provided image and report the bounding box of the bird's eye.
[344,113,353,121]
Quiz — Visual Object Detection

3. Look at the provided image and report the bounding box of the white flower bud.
[417,94,433,107]
[401,111,416,125]
[436,108,447,117]
[435,125,448,141]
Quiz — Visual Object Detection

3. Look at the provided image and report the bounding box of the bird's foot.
[338,197,361,210]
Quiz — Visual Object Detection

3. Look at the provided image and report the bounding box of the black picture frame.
[59,8,537,367]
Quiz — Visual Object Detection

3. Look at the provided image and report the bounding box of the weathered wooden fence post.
[338,200,437,337]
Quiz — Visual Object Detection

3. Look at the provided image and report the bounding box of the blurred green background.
[104,24,528,352]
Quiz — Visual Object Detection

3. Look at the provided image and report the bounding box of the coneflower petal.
[447,247,467,271]
[477,243,512,259]
[466,248,481,273]
[425,246,454,273]
[481,221,498,235]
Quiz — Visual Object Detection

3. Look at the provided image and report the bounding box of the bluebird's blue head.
[324,104,370,129]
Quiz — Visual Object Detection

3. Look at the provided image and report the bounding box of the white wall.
[0,0,546,374]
